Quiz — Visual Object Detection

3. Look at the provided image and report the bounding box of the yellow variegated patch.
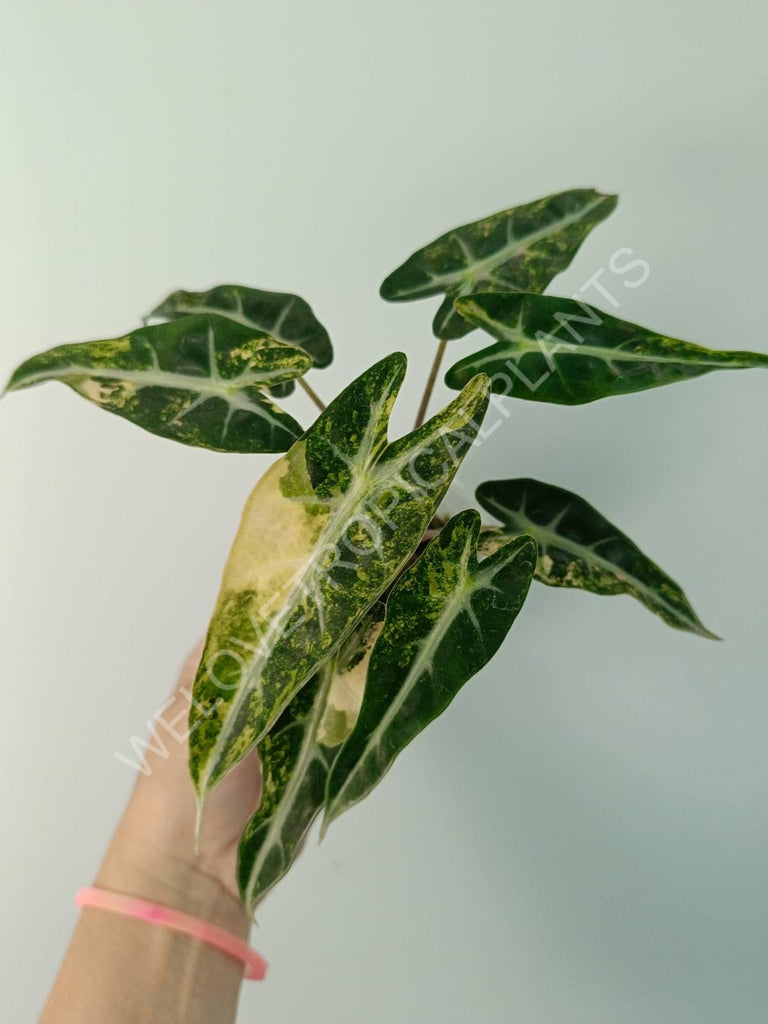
[5,314,311,452]
[189,353,491,806]
[317,611,385,748]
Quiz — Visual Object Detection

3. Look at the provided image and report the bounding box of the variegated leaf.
[448,293,768,403]
[380,189,617,340]
[149,285,333,374]
[476,478,717,639]
[323,510,536,831]
[189,354,490,805]
[5,314,311,453]
[237,606,384,913]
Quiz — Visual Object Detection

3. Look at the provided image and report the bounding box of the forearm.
[39,817,250,1024]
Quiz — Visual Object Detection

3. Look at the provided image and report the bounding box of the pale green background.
[2,2,767,1021]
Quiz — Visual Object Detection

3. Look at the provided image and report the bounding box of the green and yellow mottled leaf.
[380,189,617,340]
[5,314,311,453]
[476,478,717,639]
[448,293,768,403]
[237,606,384,913]
[149,285,333,378]
[189,354,491,806]
[323,510,536,831]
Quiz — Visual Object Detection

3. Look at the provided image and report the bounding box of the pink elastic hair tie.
[75,887,268,980]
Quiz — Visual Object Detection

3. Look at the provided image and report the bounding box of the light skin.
[40,644,262,1024]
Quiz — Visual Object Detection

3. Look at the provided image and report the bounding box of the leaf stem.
[414,338,448,430]
[298,376,327,413]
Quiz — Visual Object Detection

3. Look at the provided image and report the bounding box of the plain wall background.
[2,2,767,1021]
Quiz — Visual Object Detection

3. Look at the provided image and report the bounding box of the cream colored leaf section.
[188,353,491,804]
[237,604,384,912]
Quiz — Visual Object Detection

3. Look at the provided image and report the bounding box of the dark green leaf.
[476,478,717,639]
[150,284,333,368]
[268,379,296,399]
[323,510,536,831]
[5,314,311,453]
[189,355,491,805]
[237,606,384,913]
[448,293,768,403]
[380,189,617,340]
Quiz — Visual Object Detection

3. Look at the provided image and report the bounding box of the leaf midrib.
[483,496,692,629]
[14,360,298,396]
[243,664,332,907]
[164,299,303,345]
[466,319,767,371]
[330,540,507,814]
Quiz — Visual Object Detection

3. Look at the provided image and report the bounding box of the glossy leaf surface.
[237,607,384,913]
[476,478,717,639]
[323,510,536,830]
[189,354,490,803]
[5,314,310,453]
[447,293,768,403]
[380,189,617,340]
[150,284,333,369]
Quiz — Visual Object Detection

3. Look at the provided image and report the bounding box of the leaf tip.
[697,624,722,642]
[379,275,397,301]
[147,290,182,321]
[318,810,334,842]
[3,361,31,395]
[374,350,408,393]
[460,370,491,405]
[193,792,205,853]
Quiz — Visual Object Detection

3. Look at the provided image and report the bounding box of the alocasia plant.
[5,188,766,920]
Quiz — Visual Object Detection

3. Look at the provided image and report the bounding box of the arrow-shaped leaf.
[189,355,490,804]
[150,284,333,372]
[447,293,768,404]
[237,605,384,913]
[380,189,617,340]
[323,510,536,831]
[5,314,311,453]
[476,478,717,639]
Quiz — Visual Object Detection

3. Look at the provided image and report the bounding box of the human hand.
[95,643,262,935]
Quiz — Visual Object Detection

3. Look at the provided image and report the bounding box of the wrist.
[96,803,249,939]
